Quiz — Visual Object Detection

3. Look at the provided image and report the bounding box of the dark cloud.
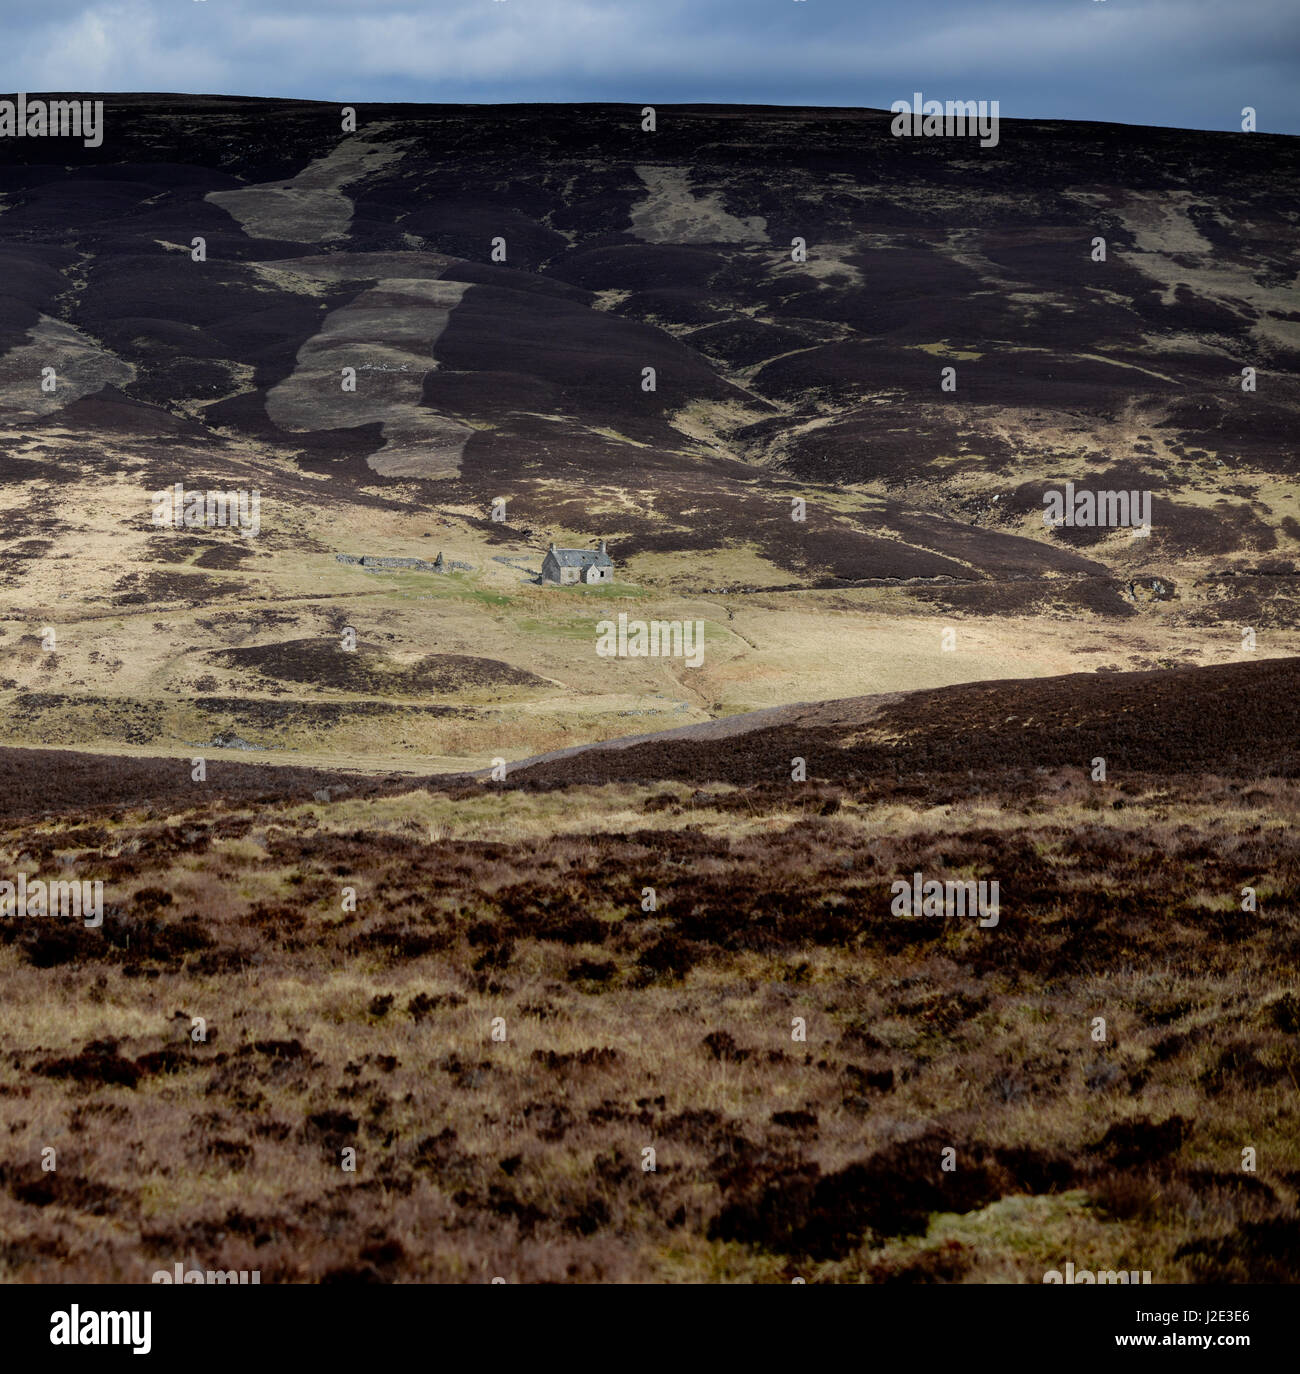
[0,0,1297,132]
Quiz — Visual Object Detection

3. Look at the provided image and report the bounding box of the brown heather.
[0,767,1296,1283]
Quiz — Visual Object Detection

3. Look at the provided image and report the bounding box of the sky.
[0,0,1297,134]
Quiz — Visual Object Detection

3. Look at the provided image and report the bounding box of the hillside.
[505,655,1300,787]
[1,99,1298,767]
[1,658,1296,1282]
[1,92,1298,1282]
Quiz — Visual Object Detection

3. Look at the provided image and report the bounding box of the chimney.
[599,539,607,555]
[549,542,557,554]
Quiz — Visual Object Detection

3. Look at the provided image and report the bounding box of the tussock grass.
[0,775,1296,1282]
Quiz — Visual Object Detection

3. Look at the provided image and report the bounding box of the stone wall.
[334,554,472,573]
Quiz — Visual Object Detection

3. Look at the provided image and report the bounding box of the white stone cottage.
[541,540,614,585]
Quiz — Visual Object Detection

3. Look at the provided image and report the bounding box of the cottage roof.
[548,546,613,568]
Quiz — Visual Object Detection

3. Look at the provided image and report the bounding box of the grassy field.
[3,458,1294,771]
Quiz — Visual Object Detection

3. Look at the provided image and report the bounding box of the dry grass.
[0,775,1296,1282]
